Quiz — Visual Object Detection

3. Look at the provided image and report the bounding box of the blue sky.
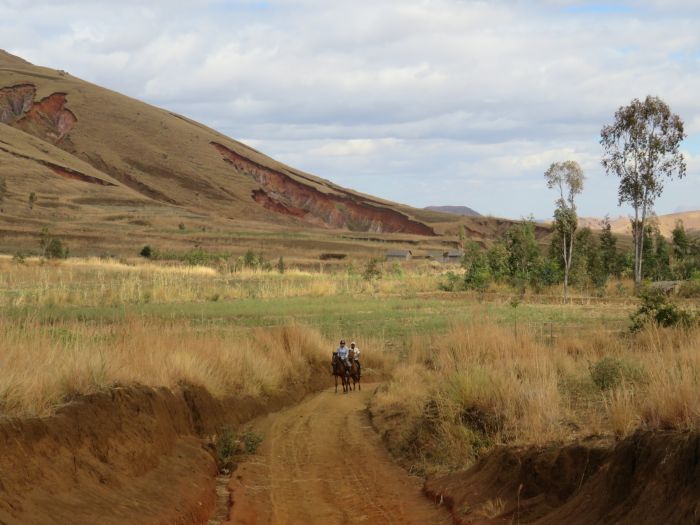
[2,0,699,219]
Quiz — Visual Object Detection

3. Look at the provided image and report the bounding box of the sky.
[2,0,699,219]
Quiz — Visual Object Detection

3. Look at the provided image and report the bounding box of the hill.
[578,210,700,237]
[0,51,532,261]
[423,205,481,217]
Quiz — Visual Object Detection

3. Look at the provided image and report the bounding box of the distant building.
[386,250,412,261]
[427,250,463,264]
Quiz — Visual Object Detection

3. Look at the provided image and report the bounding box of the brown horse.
[332,353,351,393]
[348,349,361,391]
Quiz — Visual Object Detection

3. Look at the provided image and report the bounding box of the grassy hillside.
[0,50,538,260]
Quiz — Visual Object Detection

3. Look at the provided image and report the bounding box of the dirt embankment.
[212,142,436,236]
[425,430,700,524]
[0,373,327,525]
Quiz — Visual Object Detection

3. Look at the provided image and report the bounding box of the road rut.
[225,384,451,525]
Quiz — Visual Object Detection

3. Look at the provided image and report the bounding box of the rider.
[350,341,361,376]
[335,339,350,373]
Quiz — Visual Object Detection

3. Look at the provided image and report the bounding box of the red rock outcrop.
[0,84,77,144]
[212,142,435,235]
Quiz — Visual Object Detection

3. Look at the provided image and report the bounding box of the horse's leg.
[335,373,338,393]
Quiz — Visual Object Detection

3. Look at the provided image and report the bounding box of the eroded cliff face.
[0,84,77,144]
[212,142,435,235]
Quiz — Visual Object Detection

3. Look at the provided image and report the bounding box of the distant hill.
[578,210,700,237]
[424,205,481,217]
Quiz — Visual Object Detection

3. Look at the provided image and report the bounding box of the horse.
[331,353,351,393]
[348,349,361,391]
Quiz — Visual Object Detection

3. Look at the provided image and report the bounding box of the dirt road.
[226,384,451,525]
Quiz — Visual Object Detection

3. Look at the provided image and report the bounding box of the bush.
[216,426,238,463]
[242,428,264,454]
[439,271,464,292]
[139,245,153,258]
[363,258,382,281]
[630,288,696,332]
[44,238,68,259]
[590,357,645,390]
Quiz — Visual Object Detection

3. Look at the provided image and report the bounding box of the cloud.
[2,0,699,217]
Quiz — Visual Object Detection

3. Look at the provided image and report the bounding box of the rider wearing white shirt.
[350,341,361,376]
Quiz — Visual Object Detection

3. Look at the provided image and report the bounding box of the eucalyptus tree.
[600,96,686,288]
[545,160,584,300]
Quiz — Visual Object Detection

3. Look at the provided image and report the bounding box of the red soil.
[0,144,115,186]
[0,368,329,525]
[424,430,700,524]
[47,163,116,186]
[212,142,435,235]
[0,84,77,144]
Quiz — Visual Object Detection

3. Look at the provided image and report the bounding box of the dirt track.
[226,384,451,525]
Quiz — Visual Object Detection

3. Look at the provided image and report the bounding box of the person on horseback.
[335,339,350,373]
[350,341,361,377]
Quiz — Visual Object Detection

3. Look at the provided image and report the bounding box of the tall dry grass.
[0,256,442,307]
[0,317,335,417]
[371,319,700,474]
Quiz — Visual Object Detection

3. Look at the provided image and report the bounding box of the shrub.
[44,238,68,259]
[439,271,464,292]
[139,245,153,258]
[590,357,645,391]
[363,258,382,281]
[242,428,264,454]
[216,426,238,463]
[630,288,696,332]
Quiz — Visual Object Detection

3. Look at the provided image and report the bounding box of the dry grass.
[0,317,335,417]
[371,319,700,474]
[0,256,443,307]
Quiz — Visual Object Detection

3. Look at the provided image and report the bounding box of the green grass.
[5,294,631,345]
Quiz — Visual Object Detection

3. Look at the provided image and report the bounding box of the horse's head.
[348,349,355,360]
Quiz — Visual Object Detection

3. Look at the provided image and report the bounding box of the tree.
[277,256,285,274]
[601,96,686,288]
[487,241,510,282]
[504,217,541,288]
[461,241,491,292]
[545,160,585,300]
[671,220,692,279]
[599,216,618,280]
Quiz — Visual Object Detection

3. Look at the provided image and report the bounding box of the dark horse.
[332,353,351,393]
[348,349,361,391]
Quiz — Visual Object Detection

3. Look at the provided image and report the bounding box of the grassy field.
[3,253,690,442]
[371,319,700,475]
